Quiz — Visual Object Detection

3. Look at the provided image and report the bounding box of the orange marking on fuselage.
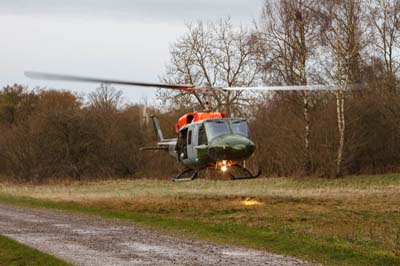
[175,112,226,133]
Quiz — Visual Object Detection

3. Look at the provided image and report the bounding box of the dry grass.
[1,174,400,266]
[1,174,399,202]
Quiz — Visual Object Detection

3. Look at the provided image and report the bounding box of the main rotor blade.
[222,85,349,91]
[24,71,199,92]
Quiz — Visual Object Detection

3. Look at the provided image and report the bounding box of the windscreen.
[231,119,249,137]
[205,120,231,140]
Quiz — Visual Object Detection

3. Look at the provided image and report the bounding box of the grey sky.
[0,0,264,103]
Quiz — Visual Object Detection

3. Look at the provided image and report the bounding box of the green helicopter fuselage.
[173,118,256,169]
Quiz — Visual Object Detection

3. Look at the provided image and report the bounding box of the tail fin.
[150,115,165,141]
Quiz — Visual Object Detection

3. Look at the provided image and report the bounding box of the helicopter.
[25,71,340,181]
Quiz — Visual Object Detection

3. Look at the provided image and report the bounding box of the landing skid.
[173,168,199,182]
[228,165,261,180]
[173,165,261,181]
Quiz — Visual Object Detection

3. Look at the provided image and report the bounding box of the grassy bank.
[0,174,399,266]
[0,235,71,266]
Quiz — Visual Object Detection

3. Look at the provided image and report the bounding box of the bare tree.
[318,0,365,176]
[88,83,123,112]
[257,0,319,174]
[159,19,260,117]
[368,0,400,90]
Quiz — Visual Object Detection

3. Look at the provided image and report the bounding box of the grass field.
[0,235,71,266]
[0,174,399,266]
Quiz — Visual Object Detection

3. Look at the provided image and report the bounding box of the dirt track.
[0,204,307,266]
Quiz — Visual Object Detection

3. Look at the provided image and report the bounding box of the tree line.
[0,85,181,181]
[1,0,400,181]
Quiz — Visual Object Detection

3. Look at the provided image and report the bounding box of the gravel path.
[0,204,307,266]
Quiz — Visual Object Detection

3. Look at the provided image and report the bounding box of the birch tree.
[318,0,365,176]
[257,0,318,174]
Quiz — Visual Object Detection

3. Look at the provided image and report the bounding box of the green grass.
[0,235,71,266]
[1,174,400,266]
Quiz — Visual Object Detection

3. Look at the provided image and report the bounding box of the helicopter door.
[177,128,188,161]
[188,125,202,160]
[186,129,194,159]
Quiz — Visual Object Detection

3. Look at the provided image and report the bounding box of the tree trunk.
[335,90,345,177]
[303,92,312,174]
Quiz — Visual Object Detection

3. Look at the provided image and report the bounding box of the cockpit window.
[231,119,249,137]
[204,120,230,140]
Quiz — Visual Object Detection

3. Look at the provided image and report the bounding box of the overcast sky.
[0,0,263,104]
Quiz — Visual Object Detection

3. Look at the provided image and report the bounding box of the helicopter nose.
[208,135,256,161]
